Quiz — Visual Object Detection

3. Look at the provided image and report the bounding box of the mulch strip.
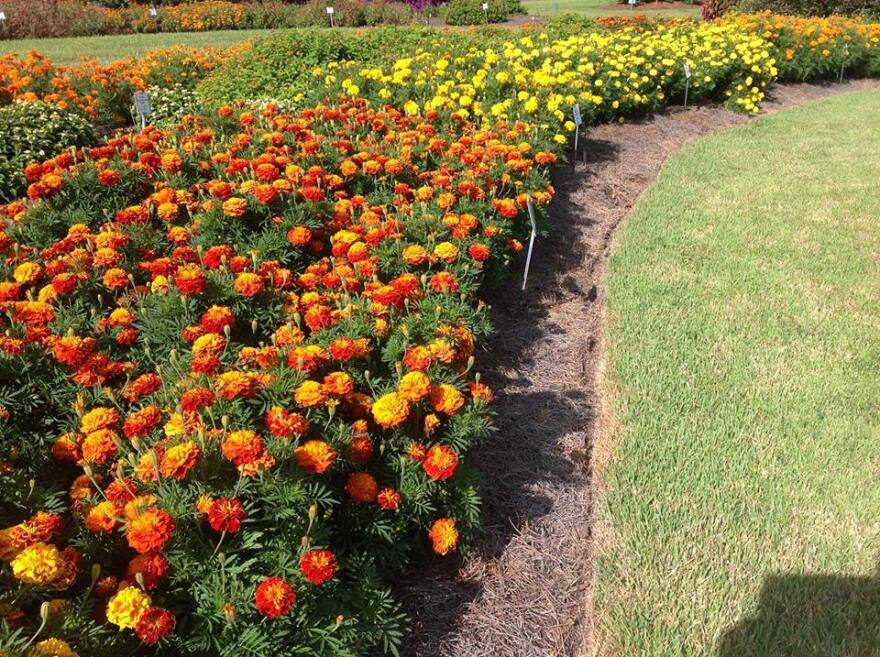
[398,78,880,657]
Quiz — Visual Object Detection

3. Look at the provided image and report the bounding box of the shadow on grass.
[717,573,880,657]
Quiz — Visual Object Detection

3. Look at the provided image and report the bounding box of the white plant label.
[134,91,152,116]
[0,12,6,21]
[482,2,488,9]
[629,0,636,6]
[683,62,692,79]
[326,6,334,14]
[149,7,158,16]
[572,102,582,126]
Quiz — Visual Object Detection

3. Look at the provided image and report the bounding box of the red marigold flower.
[429,271,459,293]
[423,445,459,482]
[300,549,336,585]
[345,472,378,503]
[127,552,169,591]
[127,509,175,554]
[377,488,401,511]
[294,440,336,474]
[287,225,312,247]
[207,498,246,533]
[265,407,308,438]
[174,264,206,296]
[254,576,296,618]
[135,607,175,644]
[406,442,427,462]
[234,272,264,297]
[200,305,235,334]
[180,388,214,413]
[468,243,490,261]
[103,268,130,290]
[428,518,459,555]
[159,441,201,481]
[98,169,121,186]
[349,434,373,463]
[123,405,162,439]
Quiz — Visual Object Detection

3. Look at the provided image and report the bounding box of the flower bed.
[0,98,554,656]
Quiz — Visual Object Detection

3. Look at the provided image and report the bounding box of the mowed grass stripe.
[596,90,880,657]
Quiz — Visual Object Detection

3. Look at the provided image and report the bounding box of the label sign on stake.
[482,2,488,22]
[149,6,158,17]
[521,196,538,291]
[326,6,334,27]
[572,102,582,161]
[134,91,151,130]
[0,11,6,21]
[683,62,692,108]
[628,0,636,8]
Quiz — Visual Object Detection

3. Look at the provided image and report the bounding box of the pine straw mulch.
[397,79,880,657]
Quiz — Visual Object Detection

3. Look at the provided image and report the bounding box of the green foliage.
[443,0,509,25]
[0,101,97,201]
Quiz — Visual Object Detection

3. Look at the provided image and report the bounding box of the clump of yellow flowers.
[317,21,778,143]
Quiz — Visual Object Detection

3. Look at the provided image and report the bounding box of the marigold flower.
[428,517,459,555]
[81,429,119,465]
[174,264,206,296]
[159,441,201,480]
[371,392,409,429]
[11,542,62,585]
[294,380,327,408]
[85,501,121,534]
[377,488,402,511]
[207,498,246,533]
[300,549,336,585]
[323,371,353,396]
[81,406,119,434]
[222,430,265,466]
[295,440,336,474]
[215,371,266,399]
[287,225,312,247]
[136,607,176,644]
[254,576,296,618]
[398,371,431,401]
[234,272,264,297]
[200,305,235,333]
[106,586,152,629]
[265,407,308,438]
[345,472,378,503]
[127,509,175,554]
[222,197,248,217]
[423,445,459,481]
[430,384,465,415]
[127,552,169,591]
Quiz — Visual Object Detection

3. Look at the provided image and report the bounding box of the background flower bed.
[0,11,879,657]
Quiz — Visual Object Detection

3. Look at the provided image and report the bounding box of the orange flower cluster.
[0,97,554,653]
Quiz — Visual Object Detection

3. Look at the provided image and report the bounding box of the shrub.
[702,0,739,18]
[735,0,878,17]
[443,0,508,25]
[0,98,554,657]
[0,101,96,201]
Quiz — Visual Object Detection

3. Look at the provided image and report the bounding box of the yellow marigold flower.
[294,380,326,408]
[106,586,151,629]
[372,392,410,429]
[11,542,62,585]
[398,371,431,402]
[80,406,118,435]
[28,638,78,657]
[433,242,459,263]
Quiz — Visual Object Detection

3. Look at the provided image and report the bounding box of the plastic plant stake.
[522,196,538,291]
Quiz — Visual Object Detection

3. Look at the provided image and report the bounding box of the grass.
[521,0,699,17]
[596,89,880,657]
[0,30,273,65]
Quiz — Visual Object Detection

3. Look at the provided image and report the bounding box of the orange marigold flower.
[407,442,427,461]
[345,472,378,503]
[403,345,433,371]
[81,406,119,434]
[430,384,465,415]
[85,501,121,534]
[377,488,401,511]
[254,576,295,618]
[429,271,458,293]
[349,434,373,463]
[136,607,176,644]
[174,264,206,296]
[300,549,336,585]
[294,440,336,474]
[214,371,266,400]
[468,243,490,261]
[233,272,264,297]
[323,371,353,396]
[287,225,312,247]
[222,430,265,467]
[127,509,175,554]
[428,517,458,555]
[397,371,431,402]
[200,305,235,333]
[123,405,162,439]
[423,445,459,482]
[294,380,326,408]
[81,429,119,465]
[371,392,409,429]
[207,497,246,533]
[159,441,201,480]
[265,407,308,438]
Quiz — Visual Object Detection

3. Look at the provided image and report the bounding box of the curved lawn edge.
[594,89,880,657]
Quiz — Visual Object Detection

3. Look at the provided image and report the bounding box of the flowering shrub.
[0,101,97,202]
[443,0,510,25]
[0,98,555,656]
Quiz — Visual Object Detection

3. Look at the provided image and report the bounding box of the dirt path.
[400,78,880,657]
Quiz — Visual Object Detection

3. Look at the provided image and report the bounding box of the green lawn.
[0,30,272,65]
[596,89,880,657]
[522,0,699,17]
